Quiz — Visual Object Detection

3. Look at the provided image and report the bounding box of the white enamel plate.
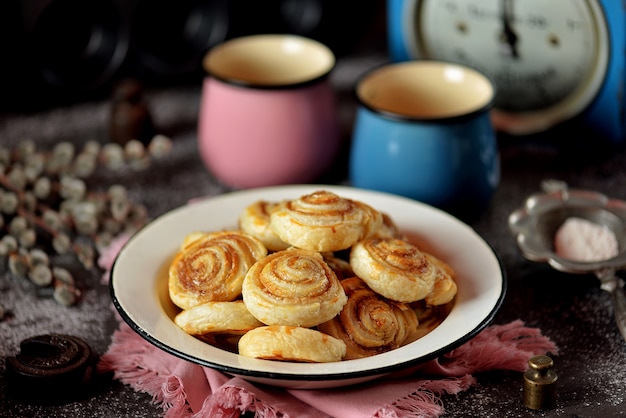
[110,185,506,389]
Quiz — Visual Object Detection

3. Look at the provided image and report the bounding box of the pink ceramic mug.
[198,34,340,188]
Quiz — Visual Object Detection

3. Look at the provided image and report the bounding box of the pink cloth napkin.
[98,234,558,418]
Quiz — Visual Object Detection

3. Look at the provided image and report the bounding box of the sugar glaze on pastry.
[269,190,383,252]
[169,230,268,310]
[242,247,347,327]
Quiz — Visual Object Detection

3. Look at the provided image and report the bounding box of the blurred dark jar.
[129,0,229,80]
[2,0,231,110]
[0,0,379,111]
[226,0,379,56]
[16,0,130,105]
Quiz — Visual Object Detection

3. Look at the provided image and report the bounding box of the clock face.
[408,0,609,134]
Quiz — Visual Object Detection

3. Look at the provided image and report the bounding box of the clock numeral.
[526,14,548,29]
[566,19,584,31]
[466,3,493,20]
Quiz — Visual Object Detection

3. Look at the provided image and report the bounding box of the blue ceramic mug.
[349,60,499,219]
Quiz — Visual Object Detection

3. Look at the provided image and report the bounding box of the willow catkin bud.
[53,284,79,306]
[29,248,50,266]
[148,134,173,158]
[0,192,19,214]
[60,176,86,200]
[22,191,37,212]
[107,184,127,200]
[82,139,101,156]
[8,216,28,236]
[74,213,98,236]
[15,139,36,161]
[52,142,75,166]
[124,139,145,160]
[71,200,97,221]
[101,143,124,170]
[110,196,130,222]
[73,152,97,178]
[52,266,74,286]
[24,152,45,181]
[29,264,53,286]
[7,166,27,190]
[74,240,94,269]
[33,176,51,200]
[18,229,36,248]
[46,152,75,175]
[52,233,72,254]
[42,209,63,232]
[0,235,18,256]
[8,251,29,277]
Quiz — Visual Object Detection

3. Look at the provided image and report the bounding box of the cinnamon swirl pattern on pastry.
[238,200,290,252]
[318,277,419,359]
[169,230,268,310]
[242,248,347,327]
[174,300,264,336]
[269,190,383,252]
[350,238,437,303]
[238,325,346,363]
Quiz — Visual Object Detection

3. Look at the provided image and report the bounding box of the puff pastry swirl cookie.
[242,248,347,327]
[350,238,437,303]
[174,300,264,336]
[238,200,290,252]
[269,190,383,252]
[169,230,268,310]
[424,253,458,306]
[238,325,346,363]
[318,277,419,359]
[370,213,405,240]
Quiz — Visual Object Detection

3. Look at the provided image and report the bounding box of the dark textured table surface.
[1,48,625,418]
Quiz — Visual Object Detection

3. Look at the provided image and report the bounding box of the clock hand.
[500,0,519,58]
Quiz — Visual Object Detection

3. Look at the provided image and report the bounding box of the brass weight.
[523,355,558,410]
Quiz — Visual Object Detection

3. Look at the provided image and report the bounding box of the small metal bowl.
[508,179,626,341]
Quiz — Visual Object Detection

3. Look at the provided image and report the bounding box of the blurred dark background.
[0,0,384,113]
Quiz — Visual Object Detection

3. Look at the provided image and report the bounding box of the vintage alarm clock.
[387,0,626,145]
